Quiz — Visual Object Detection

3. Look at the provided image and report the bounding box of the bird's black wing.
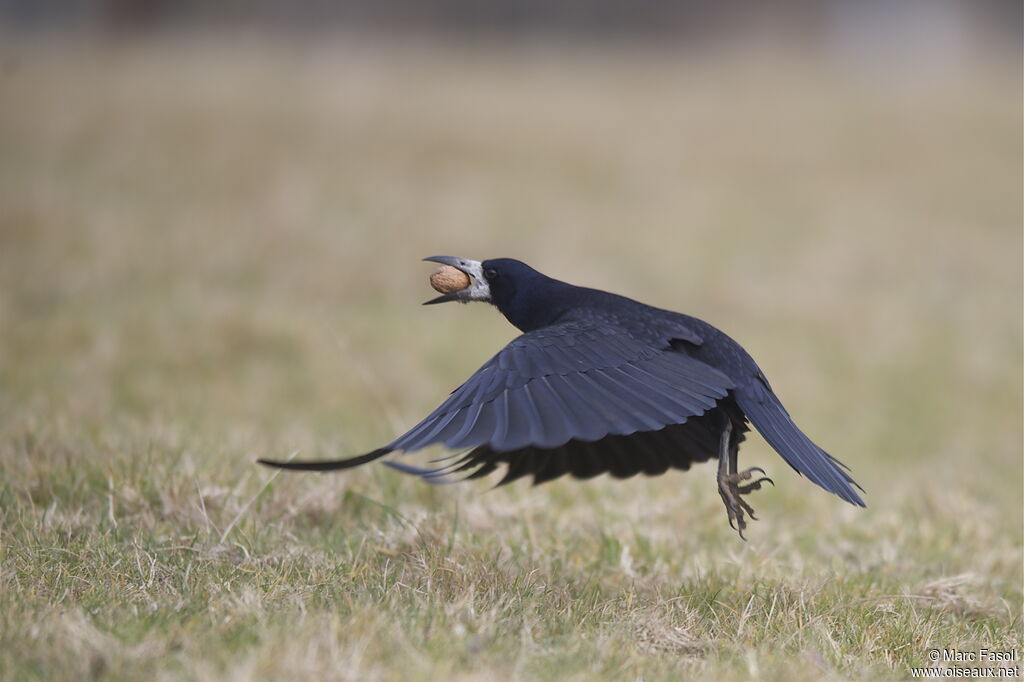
[384,409,746,486]
[259,321,733,471]
[736,373,865,506]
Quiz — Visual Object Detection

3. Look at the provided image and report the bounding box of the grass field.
[0,36,1021,681]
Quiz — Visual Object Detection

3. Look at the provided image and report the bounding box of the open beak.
[422,256,491,305]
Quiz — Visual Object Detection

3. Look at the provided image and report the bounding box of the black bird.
[259,257,865,538]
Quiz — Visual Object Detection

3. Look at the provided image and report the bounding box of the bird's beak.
[422,256,491,305]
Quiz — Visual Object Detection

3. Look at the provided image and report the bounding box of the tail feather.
[737,382,865,507]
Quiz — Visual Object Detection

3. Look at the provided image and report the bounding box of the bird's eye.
[484,268,498,280]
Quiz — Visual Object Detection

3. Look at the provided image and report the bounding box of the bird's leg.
[716,421,747,536]
[716,420,774,540]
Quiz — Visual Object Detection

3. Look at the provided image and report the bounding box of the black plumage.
[259,257,864,537]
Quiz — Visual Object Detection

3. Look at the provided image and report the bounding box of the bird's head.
[423,256,562,331]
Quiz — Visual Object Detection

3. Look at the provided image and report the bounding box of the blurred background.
[1,0,1021,44]
[1,0,1019,470]
[1,1,1021,492]
[0,2,1021,679]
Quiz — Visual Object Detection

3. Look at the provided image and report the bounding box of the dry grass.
[0,35,1020,681]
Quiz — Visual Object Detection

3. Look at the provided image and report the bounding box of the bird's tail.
[257,447,392,471]
[736,381,865,507]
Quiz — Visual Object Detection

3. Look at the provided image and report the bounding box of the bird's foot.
[717,466,774,540]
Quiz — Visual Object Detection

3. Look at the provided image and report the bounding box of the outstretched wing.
[391,322,733,452]
[259,321,733,471]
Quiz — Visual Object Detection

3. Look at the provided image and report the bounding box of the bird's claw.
[718,466,772,540]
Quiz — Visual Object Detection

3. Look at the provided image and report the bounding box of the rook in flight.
[259,257,865,538]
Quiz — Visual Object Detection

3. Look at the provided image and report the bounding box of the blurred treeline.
[1,0,1020,49]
